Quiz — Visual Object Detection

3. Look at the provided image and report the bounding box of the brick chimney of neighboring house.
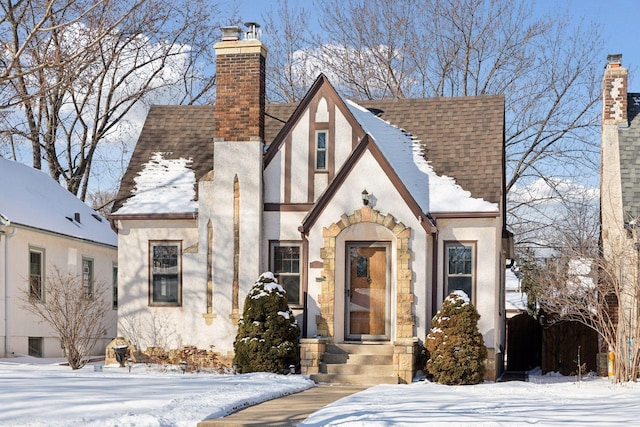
[213,23,267,142]
[602,53,628,125]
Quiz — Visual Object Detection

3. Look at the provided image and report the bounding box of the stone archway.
[316,206,418,382]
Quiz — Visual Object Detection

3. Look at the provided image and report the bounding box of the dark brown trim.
[300,134,436,234]
[442,240,477,306]
[110,212,198,221]
[431,231,438,318]
[264,203,314,212]
[264,74,329,167]
[284,134,292,203]
[300,134,371,234]
[268,240,305,307]
[366,140,437,234]
[431,211,499,219]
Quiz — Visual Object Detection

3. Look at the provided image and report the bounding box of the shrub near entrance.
[233,272,300,374]
[426,290,487,385]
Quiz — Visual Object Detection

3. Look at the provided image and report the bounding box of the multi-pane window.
[112,263,118,309]
[316,131,327,170]
[29,248,44,300]
[445,242,474,300]
[82,257,94,298]
[271,243,301,305]
[150,242,181,305]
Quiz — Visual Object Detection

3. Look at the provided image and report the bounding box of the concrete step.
[322,352,393,365]
[320,362,395,376]
[311,373,399,385]
[325,343,394,356]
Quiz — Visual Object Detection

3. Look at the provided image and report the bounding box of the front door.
[346,243,389,340]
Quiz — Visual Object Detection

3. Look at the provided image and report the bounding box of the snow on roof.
[115,152,197,215]
[0,158,116,246]
[346,100,498,213]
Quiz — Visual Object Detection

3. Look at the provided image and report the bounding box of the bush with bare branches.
[22,266,113,369]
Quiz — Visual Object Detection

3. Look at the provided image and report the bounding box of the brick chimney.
[214,23,267,142]
[602,54,628,125]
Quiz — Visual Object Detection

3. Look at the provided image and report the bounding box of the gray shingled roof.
[113,96,504,213]
[619,93,640,220]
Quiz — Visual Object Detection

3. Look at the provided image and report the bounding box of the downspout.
[1,221,16,357]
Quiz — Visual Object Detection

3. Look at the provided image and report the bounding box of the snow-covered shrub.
[233,272,300,374]
[426,290,487,385]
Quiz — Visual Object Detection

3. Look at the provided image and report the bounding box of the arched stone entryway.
[313,206,417,383]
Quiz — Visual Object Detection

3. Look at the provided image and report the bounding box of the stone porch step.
[310,343,398,385]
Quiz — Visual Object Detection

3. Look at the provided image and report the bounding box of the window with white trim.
[150,241,181,306]
[445,242,475,300]
[82,257,94,298]
[316,130,327,170]
[270,243,302,305]
[29,248,44,300]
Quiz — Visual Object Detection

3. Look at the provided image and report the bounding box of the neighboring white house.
[0,158,118,358]
[110,25,511,383]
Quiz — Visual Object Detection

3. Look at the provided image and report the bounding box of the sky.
[3,356,640,426]
[233,0,640,91]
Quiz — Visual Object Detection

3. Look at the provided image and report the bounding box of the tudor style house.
[0,158,118,358]
[110,25,510,383]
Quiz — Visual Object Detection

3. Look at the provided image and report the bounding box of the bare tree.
[1,0,224,200]
[262,0,315,103]
[263,0,603,251]
[22,266,113,369]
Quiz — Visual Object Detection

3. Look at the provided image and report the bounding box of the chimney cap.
[221,26,242,42]
[607,53,623,67]
[244,22,261,40]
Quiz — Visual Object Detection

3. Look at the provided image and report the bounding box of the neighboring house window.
[28,337,43,358]
[29,248,44,300]
[150,241,181,306]
[112,263,118,310]
[445,242,475,300]
[316,130,327,170]
[82,257,94,298]
[270,243,302,305]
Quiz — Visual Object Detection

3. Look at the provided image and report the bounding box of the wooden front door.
[346,243,389,340]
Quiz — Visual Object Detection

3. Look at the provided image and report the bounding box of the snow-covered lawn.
[302,369,640,426]
[2,357,640,426]
[0,356,313,426]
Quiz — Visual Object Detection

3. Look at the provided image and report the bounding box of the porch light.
[361,189,370,206]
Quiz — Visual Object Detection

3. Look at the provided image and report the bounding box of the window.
[316,131,327,170]
[28,337,43,358]
[445,242,475,300]
[150,242,181,305]
[29,248,44,300]
[112,263,118,309]
[82,257,94,298]
[270,243,301,305]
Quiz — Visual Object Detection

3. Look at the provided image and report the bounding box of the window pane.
[29,251,42,300]
[83,258,94,297]
[447,276,472,298]
[280,275,300,304]
[317,132,326,149]
[153,275,179,302]
[448,246,472,274]
[316,150,326,169]
[28,337,43,358]
[150,243,181,305]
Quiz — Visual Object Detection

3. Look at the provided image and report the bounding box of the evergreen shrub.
[426,290,487,385]
[233,272,300,374]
